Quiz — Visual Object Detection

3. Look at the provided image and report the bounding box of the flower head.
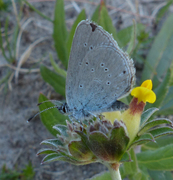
[38,120,131,166]
[131,79,156,103]
[103,80,157,143]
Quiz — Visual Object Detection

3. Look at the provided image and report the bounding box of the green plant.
[23,0,173,179]
[0,162,35,180]
[38,80,173,180]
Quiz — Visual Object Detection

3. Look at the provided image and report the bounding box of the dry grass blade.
[15,37,49,83]
[8,72,14,91]
[71,1,81,13]
[0,63,40,72]
[16,18,34,59]
[11,0,20,27]
[126,0,136,13]
[151,2,167,18]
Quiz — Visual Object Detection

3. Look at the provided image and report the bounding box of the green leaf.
[110,126,130,154]
[0,0,7,11]
[140,108,159,126]
[117,24,145,48]
[163,85,173,105]
[123,149,138,176]
[151,68,171,109]
[99,6,120,45]
[42,152,92,165]
[169,61,173,86]
[37,148,58,155]
[127,20,136,55]
[158,100,173,115]
[49,53,67,78]
[86,171,111,180]
[5,17,13,62]
[149,127,173,138]
[40,65,66,97]
[140,172,150,180]
[158,85,173,115]
[23,0,53,22]
[148,170,173,180]
[91,4,101,23]
[0,71,12,86]
[53,124,68,136]
[38,94,67,136]
[0,167,20,180]
[41,153,63,164]
[156,0,173,23]
[53,0,68,69]
[0,162,35,180]
[40,139,63,147]
[137,144,173,170]
[120,152,131,162]
[22,162,35,180]
[138,165,151,180]
[68,141,93,161]
[142,135,173,151]
[141,14,173,88]
[76,131,90,147]
[129,133,154,149]
[66,9,86,58]
[122,149,150,180]
[138,118,172,136]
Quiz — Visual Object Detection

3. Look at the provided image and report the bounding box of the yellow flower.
[131,79,156,103]
[103,80,157,144]
[102,111,121,124]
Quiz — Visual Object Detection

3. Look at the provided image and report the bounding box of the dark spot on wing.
[90,23,97,32]
[91,68,95,72]
[123,70,126,74]
[130,76,134,84]
[106,81,111,85]
[125,86,131,93]
[89,45,93,50]
[104,68,109,72]
[100,63,104,67]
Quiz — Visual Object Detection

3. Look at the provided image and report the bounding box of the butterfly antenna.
[27,106,58,122]
[37,100,62,106]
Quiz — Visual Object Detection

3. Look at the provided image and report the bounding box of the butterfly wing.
[66,20,135,113]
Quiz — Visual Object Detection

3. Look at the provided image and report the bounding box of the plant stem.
[108,166,122,180]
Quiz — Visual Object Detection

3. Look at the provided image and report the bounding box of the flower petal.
[131,87,156,103]
[141,79,152,90]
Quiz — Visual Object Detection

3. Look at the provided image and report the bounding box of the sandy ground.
[0,0,172,179]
